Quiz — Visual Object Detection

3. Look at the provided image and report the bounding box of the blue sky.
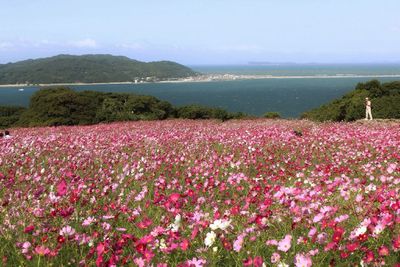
[1,0,400,64]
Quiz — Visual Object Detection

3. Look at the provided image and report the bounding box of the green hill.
[0,54,197,84]
[302,80,400,121]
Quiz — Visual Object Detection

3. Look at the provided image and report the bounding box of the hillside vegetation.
[0,54,197,84]
[0,88,247,128]
[302,80,400,121]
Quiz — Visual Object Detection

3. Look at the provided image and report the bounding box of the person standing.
[365,97,373,120]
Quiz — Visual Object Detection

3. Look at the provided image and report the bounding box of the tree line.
[2,79,398,128]
[0,87,248,128]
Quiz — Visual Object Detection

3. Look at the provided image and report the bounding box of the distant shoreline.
[1,74,400,88]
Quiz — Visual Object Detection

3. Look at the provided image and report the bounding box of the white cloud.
[68,38,98,48]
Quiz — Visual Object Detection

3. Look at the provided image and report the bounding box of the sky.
[1,0,400,65]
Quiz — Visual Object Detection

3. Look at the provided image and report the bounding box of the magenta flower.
[56,179,67,196]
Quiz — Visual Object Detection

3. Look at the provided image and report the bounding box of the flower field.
[0,119,399,266]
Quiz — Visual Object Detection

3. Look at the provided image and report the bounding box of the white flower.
[351,225,367,239]
[204,231,216,247]
[355,226,367,236]
[159,239,167,249]
[365,184,376,193]
[277,262,289,267]
[210,219,231,231]
[168,214,182,232]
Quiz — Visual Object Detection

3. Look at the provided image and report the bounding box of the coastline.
[1,74,400,88]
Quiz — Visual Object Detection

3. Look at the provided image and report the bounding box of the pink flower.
[96,242,105,256]
[187,257,206,267]
[138,234,154,245]
[168,193,181,203]
[34,246,50,256]
[233,233,246,252]
[313,213,324,223]
[308,227,317,238]
[378,245,389,256]
[309,249,319,256]
[253,256,263,267]
[271,252,281,263]
[21,242,31,254]
[59,225,75,236]
[137,217,153,229]
[278,235,292,252]
[317,233,327,244]
[387,163,396,174]
[134,257,145,267]
[266,239,278,246]
[82,216,96,226]
[56,179,67,196]
[180,239,189,251]
[294,253,312,267]
[334,214,349,223]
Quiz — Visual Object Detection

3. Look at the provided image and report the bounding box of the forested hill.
[302,80,400,121]
[0,54,197,84]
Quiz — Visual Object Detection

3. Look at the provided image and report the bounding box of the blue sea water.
[1,64,400,118]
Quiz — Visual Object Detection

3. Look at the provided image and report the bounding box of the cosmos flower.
[1,120,399,266]
[59,225,76,237]
[209,219,232,231]
[294,253,312,267]
[277,235,292,252]
[204,231,217,247]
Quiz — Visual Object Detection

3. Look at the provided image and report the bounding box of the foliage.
[263,112,281,119]
[0,106,27,128]
[14,88,177,127]
[0,54,197,84]
[302,80,400,121]
[2,88,245,127]
[176,104,248,121]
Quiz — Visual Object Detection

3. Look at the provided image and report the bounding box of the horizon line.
[1,53,400,66]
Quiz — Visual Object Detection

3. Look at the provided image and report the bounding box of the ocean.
[1,64,400,118]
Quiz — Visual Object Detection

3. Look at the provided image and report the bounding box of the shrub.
[263,112,281,119]
[2,87,245,127]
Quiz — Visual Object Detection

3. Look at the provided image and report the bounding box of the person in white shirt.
[365,97,373,120]
[4,130,12,139]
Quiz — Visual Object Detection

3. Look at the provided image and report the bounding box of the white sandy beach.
[1,74,400,88]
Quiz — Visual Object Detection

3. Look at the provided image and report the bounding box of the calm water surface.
[1,64,400,118]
